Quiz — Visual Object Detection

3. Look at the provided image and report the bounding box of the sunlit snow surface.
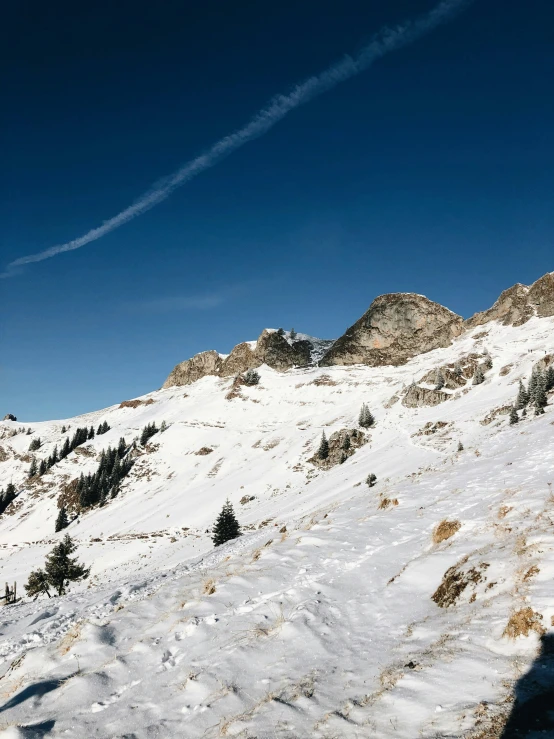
[0,317,553,737]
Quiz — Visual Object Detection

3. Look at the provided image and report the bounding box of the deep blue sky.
[1,0,553,421]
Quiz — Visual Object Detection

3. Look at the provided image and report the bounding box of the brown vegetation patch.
[195,447,213,456]
[202,578,216,595]
[225,374,246,400]
[503,607,545,639]
[432,519,461,544]
[378,497,399,510]
[0,446,10,462]
[58,478,81,515]
[413,421,449,437]
[432,558,489,608]
[240,495,255,505]
[522,565,540,582]
[499,364,513,376]
[498,505,513,519]
[309,375,337,387]
[119,398,155,408]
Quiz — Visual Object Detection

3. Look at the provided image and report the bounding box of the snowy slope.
[0,317,553,738]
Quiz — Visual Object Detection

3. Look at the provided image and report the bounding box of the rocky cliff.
[319,293,464,367]
[163,330,318,388]
[466,272,554,328]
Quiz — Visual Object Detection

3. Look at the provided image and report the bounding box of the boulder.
[2,414,17,422]
[320,293,463,367]
[402,385,451,408]
[162,350,222,389]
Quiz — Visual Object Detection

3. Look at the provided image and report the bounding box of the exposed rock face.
[320,293,463,368]
[308,428,368,469]
[466,273,554,328]
[402,385,451,408]
[162,350,222,389]
[163,331,315,388]
[2,414,17,422]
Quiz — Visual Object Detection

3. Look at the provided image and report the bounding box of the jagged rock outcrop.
[320,293,463,368]
[466,272,554,328]
[308,428,368,469]
[402,385,451,408]
[163,330,315,388]
[163,350,223,388]
[2,414,17,422]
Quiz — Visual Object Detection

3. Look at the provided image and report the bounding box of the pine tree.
[317,432,329,460]
[545,366,554,392]
[55,507,69,532]
[515,380,529,410]
[61,425,67,433]
[528,369,541,404]
[366,473,377,488]
[28,457,38,478]
[454,362,463,378]
[212,500,241,546]
[534,376,547,413]
[342,435,351,451]
[44,534,90,596]
[473,367,485,385]
[457,441,464,452]
[24,569,51,599]
[358,404,374,428]
[290,328,297,340]
[28,437,41,452]
[509,406,519,425]
[60,437,71,459]
[88,426,95,440]
[0,483,17,515]
[435,369,445,390]
[38,458,47,476]
[244,369,260,386]
[277,328,285,336]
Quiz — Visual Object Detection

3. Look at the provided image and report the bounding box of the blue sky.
[1,0,553,421]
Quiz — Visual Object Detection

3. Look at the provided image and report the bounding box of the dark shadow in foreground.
[19,719,56,738]
[501,632,554,738]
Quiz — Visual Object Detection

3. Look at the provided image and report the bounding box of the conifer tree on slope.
[44,534,90,596]
[473,367,485,385]
[515,380,529,410]
[545,365,554,392]
[509,406,519,425]
[28,456,37,478]
[212,500,241,546]
[24,569,51,599]
[55,506,69,533]
[534,375,547,414]
[318,431,329,460]
[434,369,445,391]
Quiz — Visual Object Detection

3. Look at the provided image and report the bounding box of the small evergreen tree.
[342,435,351,451]
[0,483,17,515]
[434,370,445,391]
[454,362,463,378]
[160,420,167,433]
[88,426,95,440]
[473,367,485,385]
[277,328,285,336]
[545,366,554,392]
[457,441,464,452]
[290,328,297,340]
[515,380,529,410]
[317,432,329,460]
[212,500,241,546]
[358,404,374,428]
[29,437,41,452]
[38,458,47,476]
[44,534,90,596]
[244,369,260,386]
[509,406,519,425]
[60,437,71,459]
[24,569,51,599]
[534,375,548,413]
[28,457,38,478]
[55,506,69,532]
[366,473,377,488]
[528,369,541,404]
[61,425,67,433]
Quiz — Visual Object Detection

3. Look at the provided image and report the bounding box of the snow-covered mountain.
[0,277,553,738]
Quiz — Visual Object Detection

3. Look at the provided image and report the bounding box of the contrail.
[3,0,474,277]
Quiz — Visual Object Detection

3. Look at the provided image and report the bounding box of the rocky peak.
[319,293,463,367]
[162,329,326,388]
[465,272,554,328]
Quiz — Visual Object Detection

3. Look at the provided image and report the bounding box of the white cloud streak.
[3,0,474,278]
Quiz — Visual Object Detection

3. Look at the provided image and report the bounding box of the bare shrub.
[503,607,545,639]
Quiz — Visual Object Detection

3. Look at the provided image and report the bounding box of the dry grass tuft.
[432,519,461,544]
[202,578,216,596]
[522,565,540,582]
[378,497,399,510]
[310,374,337,386]
[498,505,513,519]
[503,607,545,639]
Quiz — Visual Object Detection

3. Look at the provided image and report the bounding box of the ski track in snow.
[0,318,553,737]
